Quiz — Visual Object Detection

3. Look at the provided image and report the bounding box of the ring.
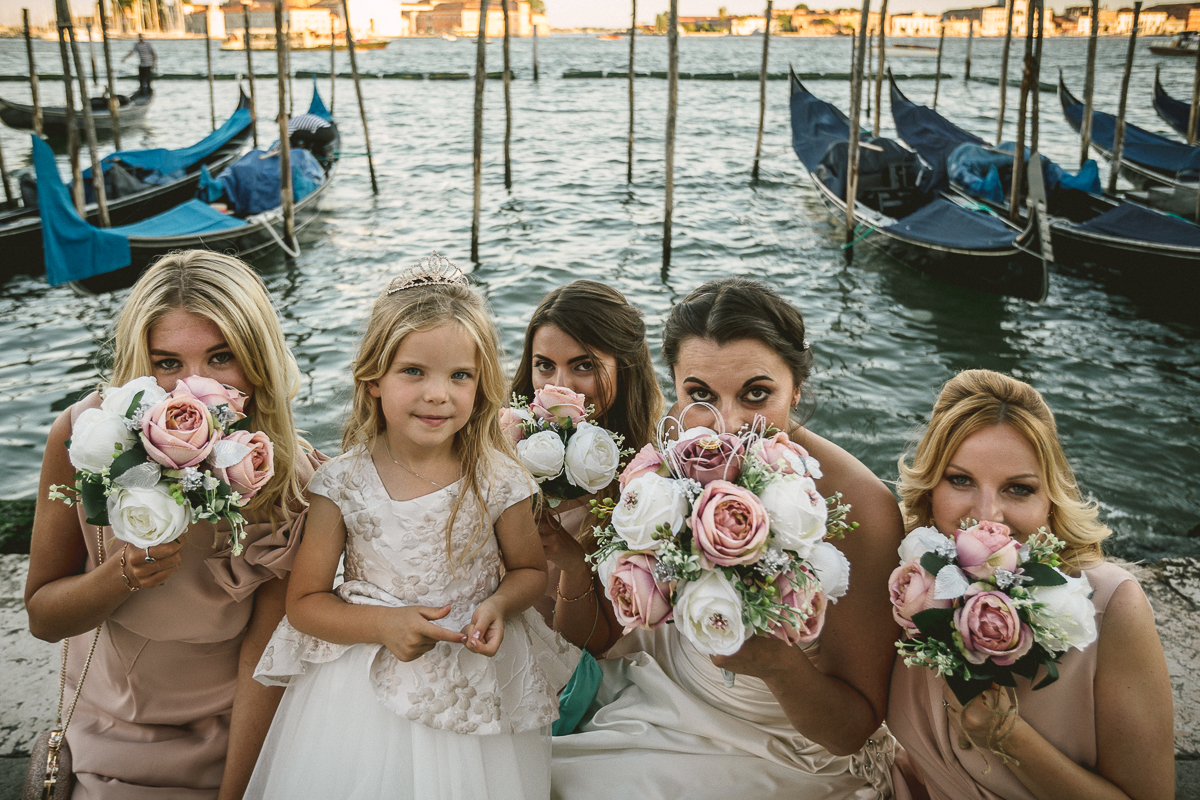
[144,548,156,564]
[942,700,950,709]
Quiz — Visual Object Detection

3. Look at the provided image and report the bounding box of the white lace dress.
[246,449,580,800]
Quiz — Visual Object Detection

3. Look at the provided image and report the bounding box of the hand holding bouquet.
[51,376,274,556]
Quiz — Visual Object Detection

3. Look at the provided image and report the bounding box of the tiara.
[386,252,468,294]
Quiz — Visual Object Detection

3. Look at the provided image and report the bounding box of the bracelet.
[120,545,140,592]
[556,581,595,603]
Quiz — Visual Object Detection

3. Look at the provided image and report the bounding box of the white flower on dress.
[563,421,621,493]
[516,430,566,482]
[673,570,747,656]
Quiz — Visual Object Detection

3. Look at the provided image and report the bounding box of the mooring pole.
[627,0,635,182]
[1030,0,1044,153]
[56,18,85,212]
[285,12,294,117]
[243,3,257,147]
[933,24,944,109]
[502,0,512,190]
[1080,0,1099,166]
[663,0,678,270]
[330,16,336,115]
[965,18,973,80]
[1189,35,1200,142]
[470,0,489,262]
[274,0,295,245]
[752,0,773,182]
[996,0,1015,143]
[873,0,887,136]
[1108,1,1141,194]
[0,121,12,208]
[23,9,43,138]
[86,21,99,86]
[533,20,540,81]
[342,0,378,193]
[1009,2,1034,223]
[846,0,871,264]
[98,0,120,148]
[62,2,110,226]
[864,28,872,118]
[205,8,216,130]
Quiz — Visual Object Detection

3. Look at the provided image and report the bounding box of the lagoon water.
[0,34,1196,559]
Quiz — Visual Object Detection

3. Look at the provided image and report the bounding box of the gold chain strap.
[54,526,106,734]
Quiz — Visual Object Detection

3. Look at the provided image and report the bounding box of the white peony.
[107,484,190,547]
[806,540,851,601]
[673,570,747,656]
[516,430,566,482]
[898,525,953,564]
[1027,572,1097,653]
[596,550,621,593]
[611,473,689,551]
[563,422,621,494]
[760,474,828,558]
[68,408,139,473]
[100,376,167,418]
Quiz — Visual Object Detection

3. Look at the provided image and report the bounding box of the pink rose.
[954,589,1033,666]
[755,431,813,476]
[530,385,588,425]
[675,433,744,486]
[141,392,220,469]
[498,407,529,443]
[691,480,770,567]
[771,569,828,645]
[955,520,1021,581]
[888,559,953,632]
[174,375,247,414]
[606,553,674,633]
[619,443,669,490]
[211,429,275,503]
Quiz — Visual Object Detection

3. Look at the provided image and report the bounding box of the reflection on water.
[0,35,1196,560]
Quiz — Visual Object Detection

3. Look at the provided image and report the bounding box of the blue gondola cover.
[1072,202,1200,247]
[882,198,1021,251]
[84,106,252,181]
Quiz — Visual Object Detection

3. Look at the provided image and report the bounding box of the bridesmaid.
[888,369,1174,800]
[510,280,663,652]
[25,252,322,799]
[551,277,903,799]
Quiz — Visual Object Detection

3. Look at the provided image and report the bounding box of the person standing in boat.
[122,34,157,96]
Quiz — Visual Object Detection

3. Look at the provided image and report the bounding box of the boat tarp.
[214,147,325,216]
[33,135,130,286]
[881,198,1018,251]
[85,106,251,181]
[1072,202,1200,248]
[889,77,985,169]
[1154,74,1191,139]
[789,73,851,172]
[947,143,1100,203]
[110,200,247,238]
[308,78,333,121]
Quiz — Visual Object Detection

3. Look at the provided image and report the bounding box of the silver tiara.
[386,252,468,294]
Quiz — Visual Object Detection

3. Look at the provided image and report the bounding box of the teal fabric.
[111,199,247,237]
[552,650,602,736]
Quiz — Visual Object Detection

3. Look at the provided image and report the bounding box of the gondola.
[36,84,337,293]
[1,90,253,278]
[789,70,1046,301]
[1153,66,1194,140]
[0,88,154,136]
[891,73,1200,288]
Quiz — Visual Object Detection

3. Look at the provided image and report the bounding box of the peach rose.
[606,553,674,633]
[771,569,828,645]
[691,480,769,568]
[141,392,219,469]
[499,407,530,443]
[954,588,1033,666]
[955,520,1021,581]
[888,558,953,631]
[754,431,818,477]
[211,429,274,503]
[675,432,744,486]
[619,443,669,490]
[530,385,587,425]
[175,375,247,415]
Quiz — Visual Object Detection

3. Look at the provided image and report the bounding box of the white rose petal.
[107,484,190,547]
[611,473,689,551]
[563,422,621,494]
[761,474,828,558]
[1027,572,1097,653]
[68,408,139,473]
[806,540,851,600]
[597,550,621,593]
[100,376,167,417]
[898,525,953,564]
[674,570,747,657]
[113,461,162,490]
[516,430,566,482]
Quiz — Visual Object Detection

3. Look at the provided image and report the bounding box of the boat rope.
[840,221,879,249]
[961,200,1006,220]
[259,215,301,258]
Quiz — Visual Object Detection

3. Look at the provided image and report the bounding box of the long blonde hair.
[343,280,511,566]
[897,369,1109,569]
[109,251,307,518]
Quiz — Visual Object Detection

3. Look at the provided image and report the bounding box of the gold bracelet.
[556,582,595,603]
[120,545,140,592]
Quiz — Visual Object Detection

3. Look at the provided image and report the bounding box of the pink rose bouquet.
[603,552,675,633]
[691,481,770,568]
[891,520,1097,704]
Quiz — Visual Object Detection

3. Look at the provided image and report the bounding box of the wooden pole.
[933,24,944,109]
[98,0,120,149]
[274,0,295,245]
[864,28,872,118]
[502,0,512,190]
[873,0,887,137]
[1009,1,1034,223]
[86,21,99,87]
[286,11,294,117]
[1189,38,1200,143]
[205,8,215,130]
[23,9,43,138]
[61,1,111,226]
[663,0,678,270]
[627,0,634,182]
[996,0,1015,143]
[965,18,973,80]
[1080,0,1099,167]
[56,22,85,213]
[330,15,336,115]
[470,0,488,262]
[752,0,772,182]
[1108,1,1140,194]
[342,0,378,193]
[0,122,12,208]
[1030,0,1043,153]
[846,0,871,264]
[243,3,257,147]
[533,19,540,81]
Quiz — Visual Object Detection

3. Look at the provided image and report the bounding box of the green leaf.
[80,478,109,526]
[124,389,145,418]
[945,673,993,706]
[108,447,147,481]
[911,607,956,638]
[229,414,254,433]
[1033,658,1060,690]
[1020,561,1068,587]
[920,552,948,577]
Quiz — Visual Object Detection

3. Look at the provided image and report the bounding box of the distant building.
[418,1,542,36]
[729,15,768,35]
[941,6,982,36]
[890,11,941,36]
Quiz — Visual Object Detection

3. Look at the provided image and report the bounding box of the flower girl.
[245,255,579,799]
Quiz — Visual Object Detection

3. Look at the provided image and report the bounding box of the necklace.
[382,437,446,489]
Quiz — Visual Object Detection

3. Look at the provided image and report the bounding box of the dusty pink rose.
[141,392,220,469]
[175,375,247,414]
[755,431,813,476]
[619,443,669,490]
[888,558,953,632]
[771,569,828,645]
[691,480,770,567]
[530,385,587,425]
[498,407,529,444]
[954,589,1033,666]
[607,553,674,633]
[675,433,745,486]
[212,429,274,503]
[955,520,1021,581]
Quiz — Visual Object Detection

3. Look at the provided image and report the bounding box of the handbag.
[22,527,106,800]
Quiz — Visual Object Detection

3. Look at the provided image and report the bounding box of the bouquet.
[890,520,1097,705]
[501,385,627,505]
[50,375,275,556]
[588,404,857,664]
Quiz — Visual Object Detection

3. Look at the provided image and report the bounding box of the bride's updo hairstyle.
[898,369,1109,570]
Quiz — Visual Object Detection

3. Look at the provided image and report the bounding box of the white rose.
[107,484,190,547]
[761,474,828,558]
[100,376,167,418]
[564,422,621,494]
[898,525,952,564]
[673,570,747,656]
[806,540,851,601]
[68,408,139,473]
[1027,572,1097,653]
[597,550,621,593]
[611,473,689,551]
[516,430,566,482]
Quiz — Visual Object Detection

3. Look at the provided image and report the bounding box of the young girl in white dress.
[246,255,580,800]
